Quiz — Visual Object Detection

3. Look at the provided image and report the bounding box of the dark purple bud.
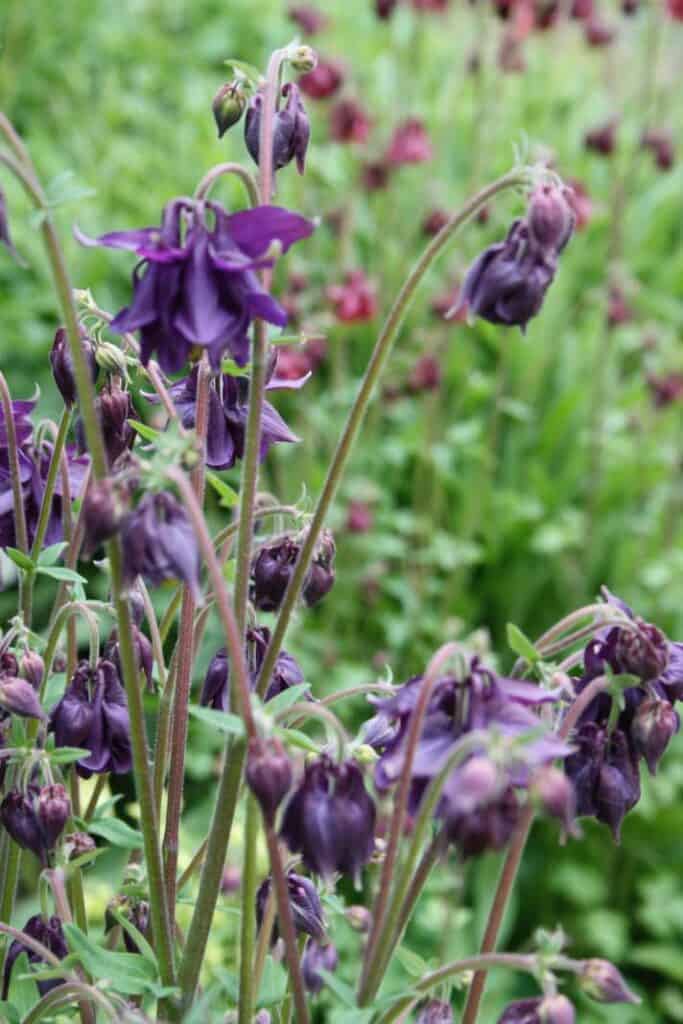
[245,83,311,175]
[2,914,68,1000]
[299,59,345,100]
[200,648,230,711]
[0,677,46,720]
[443,785,520,859]
[527,184,575,253]
[246,737,293,824]
[20,650,45,691]
[256,871,325,942]
[498,999,543,1023]
[580,959,639,1004]
[107,625,154,692]
[0,188,23,264]
[632,697,678,775]
[417,999,454,1024]
[0,788,48,864]
[82,477,130,553]
[121,492,201,600]
[0,651,19,677]
[250,535,301,612]
[302,529,336,608]
[641,129,675,171]
[594,730,640,842]
[36,784,71,850]
[376,0,399,17]
[64,831,97,861]
[585,119,617,156]
[614,621,669,681]
[49,326,98,408]
[531,766,577,834]
[99,382,136,467]
[212,81,247,137]
[301,938,338,994]
[281,756,376,880]
[122,899,150,954]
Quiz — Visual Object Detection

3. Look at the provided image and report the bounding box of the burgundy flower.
[422,208,450,236]
[49,659,132,778]
[299,60,345,100]
[257,872,325,941]
[288,4,329,34]
[247,737,293,823]
[120,492,201,599]
[376,0,400,17]
[584,17,616,45]
[585,119,617,156]
[648,372,683,409]
[385,118,433,166]
[346,500,373,533]
[329,100,371,144]
[361,160,392,191]
[327,270,378,322]
[77,200,314,373]
[2,915,68,1000]
[668,0,683,17]
[407,354,442,393]
[641,129,675,171]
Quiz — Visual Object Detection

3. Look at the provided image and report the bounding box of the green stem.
[263,823,310,1024]
[194,162,260,205]
[238,795,260,1024]
[254,169,527,699]
[252,876,277,1000]
[30,407,72,560]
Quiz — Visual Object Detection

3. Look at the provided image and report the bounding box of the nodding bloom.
[281,755,377,881]
[368,658,570,857]
[256,872,325,942]
[648,372,683,409]
[329,99,371,144]
[49,659,132,778]
[245,84,311,175]
[668,0,683,18]
[641,129,675,172]
[563,589,682,839]
[120,491,201,599]
[0,398,89,551]
[246,737,293,823]
[301,939,339,994]
[250,529,336,612]
[584,119,617,156]
[454,183,574,332]
[376,0,400,18]
[200,626,305,711]
[76,200,314,374]
[299,59,345,100]
[385,118,433,166]
[0,785,70,866]
[145,352,307,470]
[1,914,68,1000]
[327,270,378,322]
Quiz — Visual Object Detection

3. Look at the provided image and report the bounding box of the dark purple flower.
[281,755,376,881]
[49,659,132,778]
[0,676,45,720]
[245,83,311,175]
[0,188,23,264]
[120,492,200,599]
[565,724,640,841]
[251,535,301,612]
[256,872,325,941]
[302,529,336,607]
[0,788,50,865]
[301,938,338,994]
[0,396,36,449]
[50,326,99,408]
[2,914,68,1000]
[246,737,293,823]
[288,4,329,34]
[498,996,575,1023]
[82,477,131,553]
[146,355,306,470]
[200,626,305,711]
[76,200,314,373]
[36,784,71,850]
[106,625,154,692]
[631,697,679,775]
[20,650,45,690]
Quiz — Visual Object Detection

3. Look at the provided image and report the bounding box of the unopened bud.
[302,529,336,607]
[37,784,71,849]
[527,184,574,252]
[345,905,372,932]
[82,477,129,553]
[64,831,97,861]
[301,938,338,994]
[289,45,318,73]
[246,737,293,823]
[20,650,45,691]
[539,995,575,1023]
[212,81,248,138]
[580,959,640,1004]
[0,677,45,720]
[632,697,678,775]
[50,326,98,408]
[417,1000,454,1024]
[95,341,128,378]
[531,767,577,834]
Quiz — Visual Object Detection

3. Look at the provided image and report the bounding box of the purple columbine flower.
[280,755,376,881]
[2,914,68,1000]
[76,200,314,373]
[245,83,311,175]
[301,938,339,994]
[49,659,132,778]
[145,351,308,469]
[0,784,70,866]
[120,491,201,599]
[250,529,336,612]
[200,626,305,711]
[454,183,574,332]
[256,872,325,942]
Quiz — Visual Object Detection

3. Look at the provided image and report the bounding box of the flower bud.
[245,83,311,176]
[122,899,150,954]
[302,529,336,608]
[289,45,318,73]
[417,999,454,1024]
[37,784,71,849]
[527,184,575,253]
[632,697,678,775]
[64,831,97,861]
[531,766,577,834]
[584,119,617,156]
[212,81,248,138]
[20,650,45,690]
[615,621,668,680]
[539,995,575,1023]
[0,789,48,864]
[2,914,68,1000]
[246,737,293,823]
[345,905,372,932]
[301,938,338,994]
[580,959,639,1004]
[0,676,46,720]
[50,326,98,408]
[82,477,129,553]
[257,871,325,941]
[250,535,300,612]
[299,59,344,100]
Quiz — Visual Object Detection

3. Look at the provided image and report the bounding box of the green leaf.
[188,704,245,737]
[47,746,91,765]
[394,944,431,978]
[5,547,36,572]
[256,956,287,1007]
[318,969,356,1007]
[64,923,158,996]
[0,1001,21,1024]
[108,907,157,965]
[5,953,39,1017]
[275,727,320,753]
[87,817,144,849]
[223,58,262,83]
[206,471,238,508]
[262,682,312,717]
[36,565,88,584]
[37,542,68,566]
[129,419,160,442]
[506,622,540,663]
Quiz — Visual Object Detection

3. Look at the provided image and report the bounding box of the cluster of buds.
[0,784,70,866]
[2,914,68,1000]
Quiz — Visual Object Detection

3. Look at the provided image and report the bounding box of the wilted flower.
[146,355,306,470]
[385,118,433,166]
[281,755,376,880]
[288,4,329,33]
[327,270,378,322]
[212,81,247,137]
[49,659,132,778]
[329,99,371,144]
[245,83,311,175]
[1,914,68,1000]
[77,200,314,373]
[299,59,345,99]
[579,959,639,1003]
[256,871,325,941]
[50,326,98,408]
[246,737,293,823]
[301,939,339,994]
[454,184,574,332]
[120,491,201,599]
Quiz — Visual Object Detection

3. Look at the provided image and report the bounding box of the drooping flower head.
[327,270,378,322]
[0,785,70,866]
[329,100,371,144]
[245,83,311,175]
[299,59,345,100]
[76,201,314,373]
[256,871,325,942]
[49,659,132,778]
[2,914,68,1000]
[301,939,339,994]
[200,625,305,711]
[120,491,201,599]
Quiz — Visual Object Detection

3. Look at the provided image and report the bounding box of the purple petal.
[221,205,315,258]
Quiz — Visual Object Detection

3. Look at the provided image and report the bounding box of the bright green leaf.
[188,704,245,737]
[506,623,540,663]
[87,818,144,849]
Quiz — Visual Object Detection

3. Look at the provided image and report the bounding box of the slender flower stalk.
[30,408,72,560]
[194,162,260,205]
[263,823,310,1024]
[238,796,261,1024]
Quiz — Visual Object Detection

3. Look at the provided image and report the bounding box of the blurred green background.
[2,0,683,1020]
